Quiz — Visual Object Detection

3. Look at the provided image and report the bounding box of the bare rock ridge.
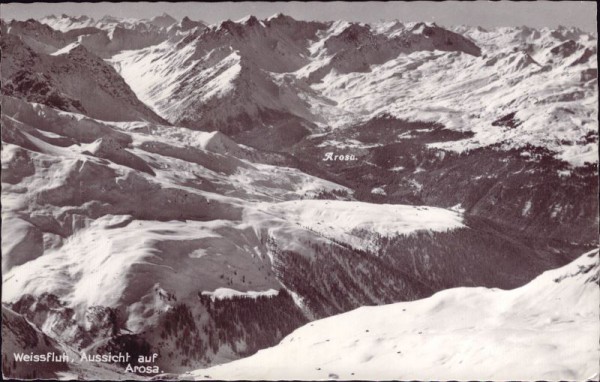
[2,306,69,379]
[1,31,166,123]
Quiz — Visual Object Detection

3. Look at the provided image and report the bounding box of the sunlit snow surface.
[49,42,80,56]
[249,200,464,251]
[201,288,279,301]
[188,250,600,381]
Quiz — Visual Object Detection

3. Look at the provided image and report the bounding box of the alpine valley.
[1,11,598,380]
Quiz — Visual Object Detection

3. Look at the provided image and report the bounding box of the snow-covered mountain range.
[1,11,598,380]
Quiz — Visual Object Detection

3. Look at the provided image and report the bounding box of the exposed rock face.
[2,306,69,379]
[1,33,166,123]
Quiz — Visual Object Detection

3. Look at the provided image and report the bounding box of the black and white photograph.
[0,1,598,380]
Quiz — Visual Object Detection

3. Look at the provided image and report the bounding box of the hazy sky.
[1,1,597,32]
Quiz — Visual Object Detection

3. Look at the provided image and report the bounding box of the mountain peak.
[217,17,263,35]
[98,15,121,23]
[335,22,372,43]
[176,16,206,32]
[266,13,296,23]
[235,15,260,26]
[149,12,177,28]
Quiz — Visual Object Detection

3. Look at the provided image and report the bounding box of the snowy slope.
[3,92,542,372]
[189,250,600,381]
[0,95,345,367]
[39,14,96,32]
[109,18,325,134]
[17,15,176,58]
[39,13,176,33]
[2,93,496,373]
[311,26,598,166]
